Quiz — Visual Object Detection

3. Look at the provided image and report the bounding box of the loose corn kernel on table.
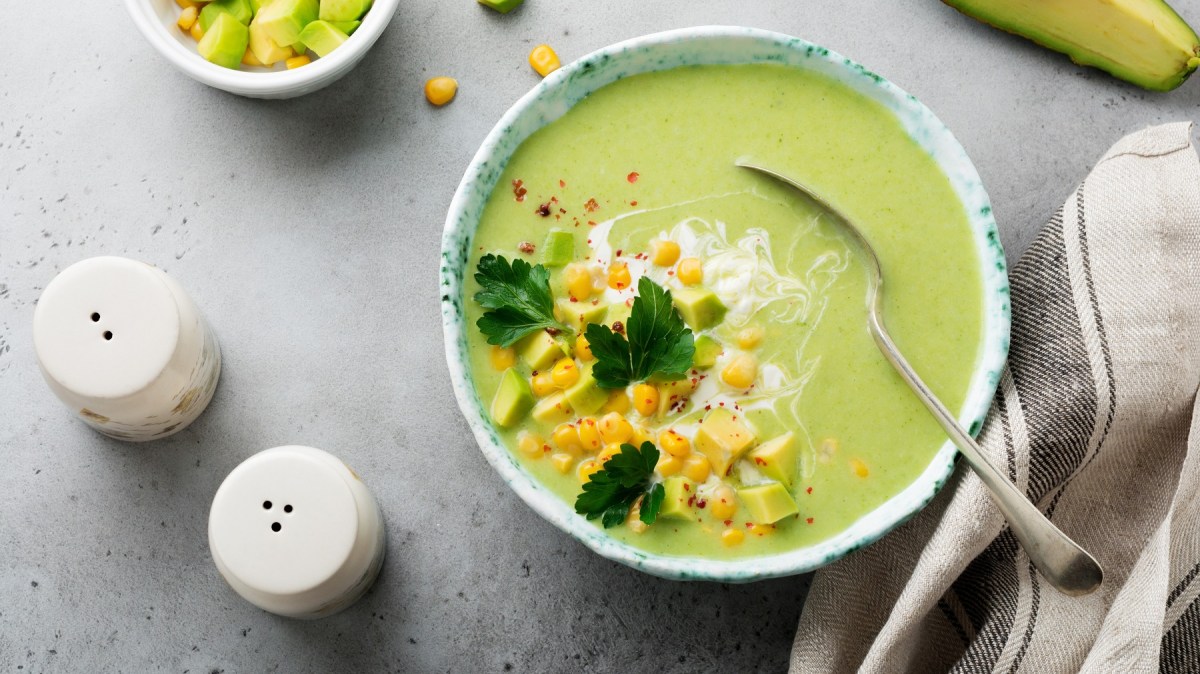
[2,0,1198,671]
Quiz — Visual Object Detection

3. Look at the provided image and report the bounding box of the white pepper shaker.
[32,256,221,441]
[208,445,386,619]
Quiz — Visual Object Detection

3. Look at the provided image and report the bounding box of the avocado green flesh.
[944,0,1200,91]
[197,13,249,69]
[464,65,985,559]
[297,20,348,57]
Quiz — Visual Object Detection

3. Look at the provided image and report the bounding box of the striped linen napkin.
[789,122,1200,673]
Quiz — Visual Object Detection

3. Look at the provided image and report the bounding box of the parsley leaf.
[473,254,571,347]
[575,442,666,527]
[585,277,695,388]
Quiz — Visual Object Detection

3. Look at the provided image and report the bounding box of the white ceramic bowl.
[441,27,1011,582]
[123,0,398,99]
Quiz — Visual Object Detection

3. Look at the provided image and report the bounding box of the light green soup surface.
[464,64,984,560]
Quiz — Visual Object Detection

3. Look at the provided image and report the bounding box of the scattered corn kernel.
[851,458,870,478]
[599,412,633,444]
[722,529,745,547]
[602,389,631,414]
[286,54,311,69]
[551,453,574,474]
[242,48,263,67]
[177,5,199,31]
[659,429,691,457]
[531,372,556,397]
[175,0,200,8]
[424,76,458,106]
[633,383,659,417]
[607,263,631,290]
[656,454,682,477]
[749,523,776,537]
[577,459,601,482]
[710,485,738,520]
[651,240,681,267]
[551,423,582,453]
[677,257,703,285]
[577,417,602,452]
[189,21,204,41]
[721,353,758,389]
[550,357,580,388]
[682,454,711,482]
[737,325,764,349]
[528,44,561,77]
[576,334,593,361]
[517,431,546,458]
[631,425,654,446]
[490,345,516,370]
[598,443,622,463]
[564,264,593,300]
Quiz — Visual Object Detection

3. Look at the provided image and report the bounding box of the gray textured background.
[3,1,1199,672]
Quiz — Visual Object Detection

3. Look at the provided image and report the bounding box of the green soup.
[464,64,983,559]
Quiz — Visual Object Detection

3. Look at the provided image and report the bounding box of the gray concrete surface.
[3,1,1199,672]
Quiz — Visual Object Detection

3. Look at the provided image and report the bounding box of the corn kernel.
[632,383,659,417]
[564,264,593,300]
[737,325,764,349]
[424,76,458,106]
[577,417,602,452]
[722,529,745,547]
[528,44,561,77]
[656,454,682,477]
[651,240,681,267]
[576,334,593,361]
[551,423,582,454]
[550,357,580,389]
[242,47,262,67]
[517,431,546,459]
[175,0,200,7]
[682,454,711,482]
[551,453,574,474]
[659,429,691,457]
[189,20,204,41]
[677,257,703,285]
[749,523,776,537]
[598,443,622,463]
[577,459,601,482]
[631,425,654,446]
[531,372,556,397]
[710,485,737,520]
[721,353,758,389]
[602,389,631,414]
[490,345,516,371]
[177,5,199,31]
[851,458,870,478]
[607,263,631,290]
[286,54,311,69]
[598,412,633,444]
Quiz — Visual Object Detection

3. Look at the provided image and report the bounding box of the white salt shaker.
[208,445,386,619]
[32,256,221,441]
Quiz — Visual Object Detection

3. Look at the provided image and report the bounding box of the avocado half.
[944,0,1200,91]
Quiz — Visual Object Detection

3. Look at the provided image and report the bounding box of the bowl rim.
[122,0,399,96]
[440,25,1010,582]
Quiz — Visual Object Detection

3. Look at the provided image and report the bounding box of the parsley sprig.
[585,277,695,388]
[575,442,666,528]
[474,254,572,347]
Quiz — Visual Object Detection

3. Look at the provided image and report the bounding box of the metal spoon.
[737,161,1103,596]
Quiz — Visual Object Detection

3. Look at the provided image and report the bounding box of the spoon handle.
[869,315,1104,596]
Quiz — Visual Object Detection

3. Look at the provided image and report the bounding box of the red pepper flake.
[559,179,566,188]
[587,220,597,226]
[518,241,535,254]
[558,208,566,214]
[535,202,551,217]
[615,249,623,257]
[612,321,625,335]
[584,198,599,213]
[569,297,578,303]
[723,520,732,526]
[683,483,690,492]
[667,270,675,276]
[718,401,725,407]
[687,496,696,507]
[627,171,639,183]
[545,327,561,337]
[512,179,527,202]
[543,445,551,453]
[697,499,707,509]
[629,200,638,207]
[531,370,539,376]
[704,404,712,411]
[806,487,813,494]
[586,239,592,245]
[744,522,753,528]
[806,518,814,525]
[754,457,767,466]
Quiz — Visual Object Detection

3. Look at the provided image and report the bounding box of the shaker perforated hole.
[271,522,282,532]
[103,331,113,340]
[90,312,100,322]
[283,505,293,513]
[263,501,272,510]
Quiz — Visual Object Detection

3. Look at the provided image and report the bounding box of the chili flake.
[518,241,535,254]
[627,171,639,183]
[512,179,527,202]
[535,202,551,217]
[584,198,599,213]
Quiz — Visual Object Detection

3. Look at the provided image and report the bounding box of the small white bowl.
[124,0,398,99]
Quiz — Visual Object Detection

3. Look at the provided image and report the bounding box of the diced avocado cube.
[249,0,263,13]
[292,40,307,56]
[476,0,524,13]
[518,331,563,371]
[490,368,534,428]
[197,13,250,69]
[541,229,574,267]
[564,365,607,416]
[328,19,360,34]
[257,0,319,47]
[532,391,573,425]
[248,15,292,65]
[672,288,727,331]
[693,335,723,369]
[298,20,348,57]
[695,407,757,478]
[555,299,607,333]
[738,483,799,524]
[199,0,254,31]
[748,432,798,488]
[659,476,696,520]
[319,0,372,21]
